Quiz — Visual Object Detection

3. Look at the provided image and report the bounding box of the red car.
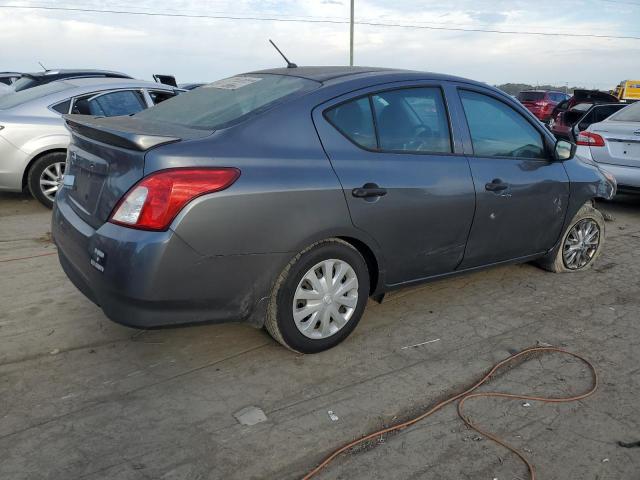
[548,89,619,138]
[517,90,570,122]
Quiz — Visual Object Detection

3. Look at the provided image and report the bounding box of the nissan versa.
[52,67,616,353]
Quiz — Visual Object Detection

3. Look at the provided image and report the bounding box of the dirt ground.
[1,191,639,480]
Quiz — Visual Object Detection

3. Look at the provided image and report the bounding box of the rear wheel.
[536,203,605,273]
[265,239,370,353]
[27,152,66,208]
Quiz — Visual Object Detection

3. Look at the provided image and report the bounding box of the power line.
[1,4,640,40]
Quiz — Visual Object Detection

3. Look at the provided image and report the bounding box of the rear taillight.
[576,132,606,147]
[535,100,553,113]
[110,168,240,231]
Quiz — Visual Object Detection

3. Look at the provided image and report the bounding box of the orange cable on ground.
[302,346,598,480]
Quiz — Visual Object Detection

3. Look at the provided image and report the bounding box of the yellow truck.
[614,80,640,102]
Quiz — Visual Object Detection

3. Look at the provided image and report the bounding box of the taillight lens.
[576,132,605,147]
[110,168,240,231]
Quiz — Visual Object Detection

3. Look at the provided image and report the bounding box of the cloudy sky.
[1,0,639,89]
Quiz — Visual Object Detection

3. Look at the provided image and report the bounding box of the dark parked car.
[549,102,627,141]
[11,69,133,92]
[52,67,616,353]
[517,90,570,122]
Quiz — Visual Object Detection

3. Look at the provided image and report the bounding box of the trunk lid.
[63,114,210,228]
[590,120,640,167]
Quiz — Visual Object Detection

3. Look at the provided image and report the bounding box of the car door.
[313,83,476,285]
[454,87,569,269]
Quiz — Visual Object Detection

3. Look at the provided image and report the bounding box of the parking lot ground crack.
[0,342,270,441]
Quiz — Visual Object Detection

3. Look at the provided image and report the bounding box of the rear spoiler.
[64,115,180,151]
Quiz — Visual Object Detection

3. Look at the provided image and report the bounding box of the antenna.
[38,61,47,71]
[269,39,297,68]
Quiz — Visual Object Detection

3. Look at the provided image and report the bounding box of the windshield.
[0,81,71,110]
[135,74,319,130]
[518,92,545,102]
[610,102,640,122]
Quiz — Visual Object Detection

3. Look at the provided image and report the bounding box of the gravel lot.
[1,191,639,480]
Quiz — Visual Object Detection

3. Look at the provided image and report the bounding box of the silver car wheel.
[292,259,359,340]
[39,162,65,202]
[562,219,600,270]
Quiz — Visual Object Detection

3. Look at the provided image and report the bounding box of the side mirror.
[554,139,576,161]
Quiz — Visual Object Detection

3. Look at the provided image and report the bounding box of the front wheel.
[265,239,370,353]
[27,152,67,208]
[536,203,605,273]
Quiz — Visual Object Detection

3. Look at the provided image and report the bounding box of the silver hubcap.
[292,259,359,340]
[40,162,65,202]
[563,219,600,270]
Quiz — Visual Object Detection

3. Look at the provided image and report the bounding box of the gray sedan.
[575,101,640,193]
[0,78,181,207]
[52,67,616,353]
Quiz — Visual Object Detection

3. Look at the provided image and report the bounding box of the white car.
[0,78,182,207]
[575,101,640,194]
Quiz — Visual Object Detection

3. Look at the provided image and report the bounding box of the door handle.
[485,179,509,192]
[352,183,387,198]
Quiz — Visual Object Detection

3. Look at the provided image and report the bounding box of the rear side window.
[88,90,146,117]
[51,99,71,114]
[460,90,546,159]
[72,90,146,117]
[324,97,376,149]
[372,88,451,153]
[325,87,452,154]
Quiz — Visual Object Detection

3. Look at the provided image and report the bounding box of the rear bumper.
[52,189,287,328]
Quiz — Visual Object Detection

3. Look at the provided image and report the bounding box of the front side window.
[372,88,451,153]
[324,97,376,149]
[460,90,546,159]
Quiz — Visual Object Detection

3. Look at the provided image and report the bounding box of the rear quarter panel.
[145,96,377,260]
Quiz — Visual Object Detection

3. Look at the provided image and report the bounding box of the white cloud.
[0,0,638,88]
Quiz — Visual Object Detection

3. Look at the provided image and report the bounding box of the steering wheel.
[406,125,433,151]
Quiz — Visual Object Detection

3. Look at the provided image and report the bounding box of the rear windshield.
[0,81,71,110]
[609,102,640,122]
[518,91,545,102]
[135,74,319,130]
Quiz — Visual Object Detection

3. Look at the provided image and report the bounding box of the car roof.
[60,77,172,89]
[249,66,402,82]
[23,69,131,79]
[247,66,487,90]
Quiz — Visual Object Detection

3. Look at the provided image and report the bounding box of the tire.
[536,202,605,273]
[265,239,370,353]
[27,151,67,209]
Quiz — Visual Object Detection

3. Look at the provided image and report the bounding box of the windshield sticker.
[205,76,262,90]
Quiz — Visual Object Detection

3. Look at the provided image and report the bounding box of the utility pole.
[349,0,354,66]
